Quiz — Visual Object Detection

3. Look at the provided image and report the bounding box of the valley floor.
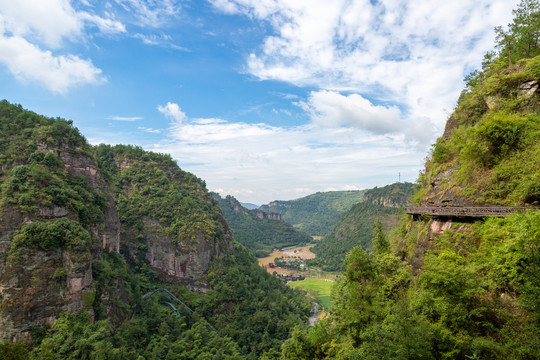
[258,243,338,317]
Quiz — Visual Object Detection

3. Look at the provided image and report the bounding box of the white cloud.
[157,102,187,123]
[300,90,401,134]
[138,126,161,133]
[109,116,143,121]
[299,90,437,144]
[0,0,125,47]
[0,0,82,48]
[150,102,424,204]
[79,12,126,34]
[114,0,181,27]
[212,0,518,144]
[0,34,103,94]
[0,0,125,92]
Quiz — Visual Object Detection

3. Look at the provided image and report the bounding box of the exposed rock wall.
[0,246,95,342]
[58,149,120,253]
[228,196,282,220]
[0,146,120,341]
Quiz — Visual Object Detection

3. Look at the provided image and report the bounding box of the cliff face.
[213,193,311,257]
[0,102,233,340]
[227,196,281,220]
[101,146,234,290]
[362,182,414,208]
[0,145,112,342]
[419,58,540,208]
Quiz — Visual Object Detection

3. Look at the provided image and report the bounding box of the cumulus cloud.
[300,91,401,134]
[0,0,125,93]
[211,0,517,143]
[0,0,82,48]
[0,35,103,94]
[298,90,437,144]
[150,102,424,203]
[157,102,187,123]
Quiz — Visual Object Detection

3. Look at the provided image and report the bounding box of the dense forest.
[278,2,540,358]
[213,193,312,257]
[259,190,367,236]
[309,202,402,272]
[1,1,540,359]
[0,100,311,359]
[308,182,413,271]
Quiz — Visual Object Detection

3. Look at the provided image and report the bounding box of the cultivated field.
[289,277,335,310]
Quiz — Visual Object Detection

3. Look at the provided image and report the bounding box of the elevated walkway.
[406,205,536,219]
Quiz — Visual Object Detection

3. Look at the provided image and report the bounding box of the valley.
[258,243,338,313]
[1,2,540,359]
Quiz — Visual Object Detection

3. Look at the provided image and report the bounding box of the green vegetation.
[96,144,225,245]
[494,0,540,66]
[10,218,91,251]
[214,193,312,257]
[0,100,311,359]
[423,0,540,207]
[362,182,414,207]
[259,183,412,238]
[279,4,540,358]
[289,278,335,310]
[310,202,402,271]
[425,56,540,206]
[260,190,367,236]
[280,211,540,359]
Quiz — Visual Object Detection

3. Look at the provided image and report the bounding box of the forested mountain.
[260,184,412,238]
[213,193,312,257]
[0,100,310,359]
[279,4,540,358]
[260,190,367,236]
[309,202,402,271]
[288,182,413,271]
[240,202,259,210]
[362,182,414,207]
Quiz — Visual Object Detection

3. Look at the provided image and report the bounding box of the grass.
[289,277,335,310]
[317,295,334,310]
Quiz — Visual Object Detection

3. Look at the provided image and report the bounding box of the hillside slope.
[214,193,312,257]
[310,183,412,271]
[279,41,540,360]
[310,202,402,271]
[0,100,310,358]
[260,190,367,236]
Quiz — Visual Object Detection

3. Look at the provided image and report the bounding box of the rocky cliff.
[227,195,281,220]
[362,182,414,208]
[0,101,233,341]
[213,193,311,257]
[418,58,540,208]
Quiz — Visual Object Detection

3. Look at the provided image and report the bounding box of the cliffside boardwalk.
[406,205,537,219]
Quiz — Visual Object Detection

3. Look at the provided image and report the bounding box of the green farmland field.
[289,278,335,309]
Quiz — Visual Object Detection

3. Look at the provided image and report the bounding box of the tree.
[495,0,540,64]
[373,218,390,254]
[512,0,540,58]
[495,25,515,66]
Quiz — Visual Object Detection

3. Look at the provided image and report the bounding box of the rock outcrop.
[143,216,233,291]
[228,196,282,221]
[0,145,118,341]
[0,102,233,342]
[362,182,414,208]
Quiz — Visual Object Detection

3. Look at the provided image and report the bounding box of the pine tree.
[372,218,389,254]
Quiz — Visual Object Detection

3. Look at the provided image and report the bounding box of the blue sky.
[0,0,517,204]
